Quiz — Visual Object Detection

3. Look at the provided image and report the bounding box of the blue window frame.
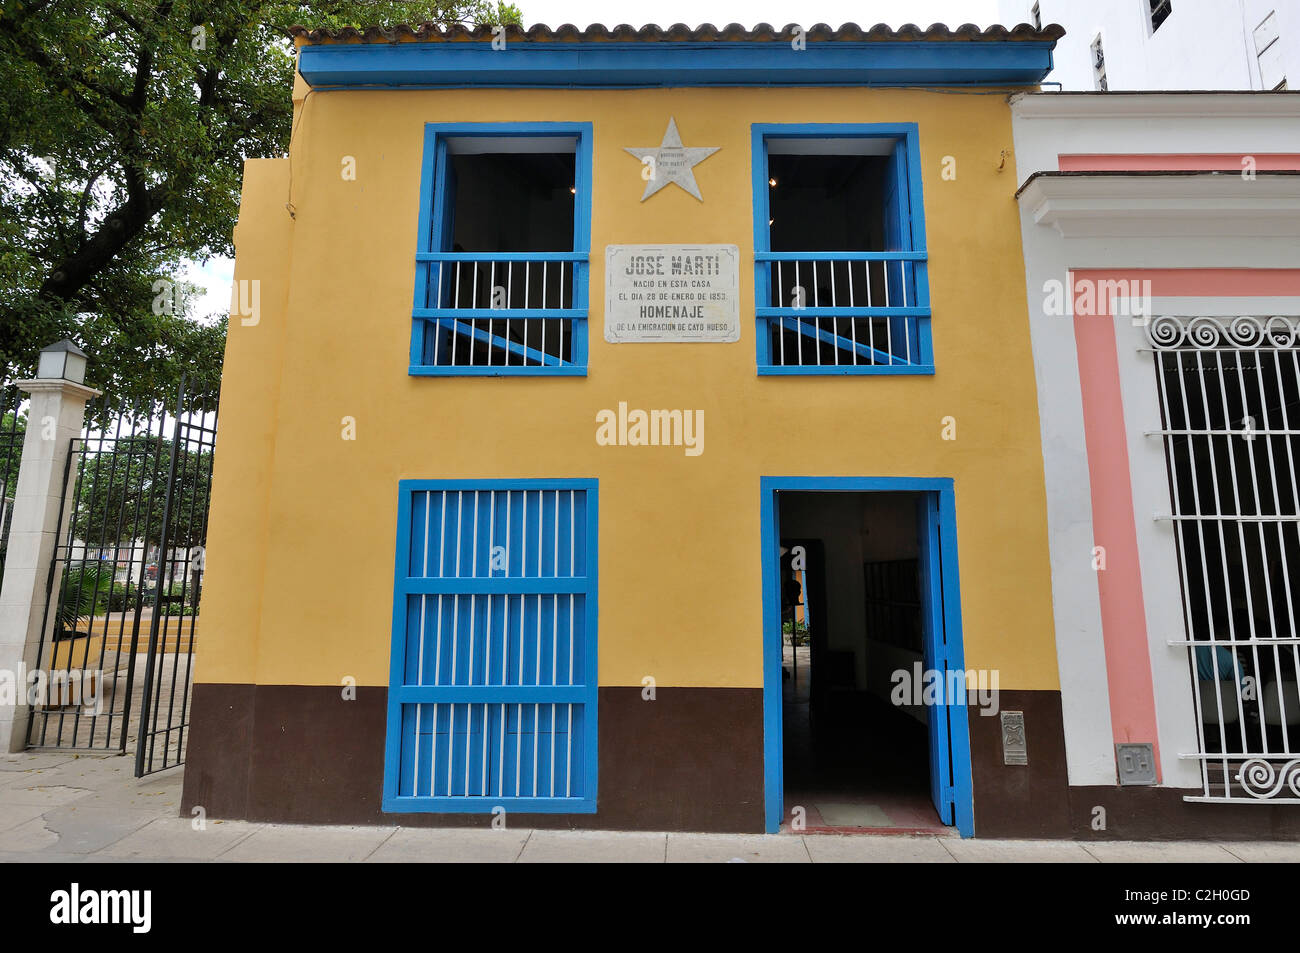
[384,479,599,813]
[411,123,593,377]
[751,124,933,375]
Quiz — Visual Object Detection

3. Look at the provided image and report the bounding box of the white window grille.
[1149,315,1300,803]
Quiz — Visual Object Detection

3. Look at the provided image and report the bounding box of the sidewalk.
[2,751,1297,863]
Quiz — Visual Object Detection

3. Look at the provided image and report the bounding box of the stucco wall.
[200,84,1057,699]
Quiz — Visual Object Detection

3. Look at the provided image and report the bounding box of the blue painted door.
[917,492,955,825]
[384,482,598,813]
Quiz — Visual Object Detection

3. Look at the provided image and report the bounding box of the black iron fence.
[0,385,24,572]
[24,378,217,776]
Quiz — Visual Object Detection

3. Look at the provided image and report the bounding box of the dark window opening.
[763,147,922,368]
[768,153,889,253]
[423,150,578,368]
[1149,0,1173,33]
[1154,338,1300,788]
[448,152,575,253]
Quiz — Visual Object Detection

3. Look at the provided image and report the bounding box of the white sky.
[189,0,1006,320]
[185,258,235,324]
[520,0,1001,29]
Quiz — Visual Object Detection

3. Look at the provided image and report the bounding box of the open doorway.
[760,478,974,836]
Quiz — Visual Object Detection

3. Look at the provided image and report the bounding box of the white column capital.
[13,378,102,402]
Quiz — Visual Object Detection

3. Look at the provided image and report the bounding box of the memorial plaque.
[605,244,739,343]
[1001,711,1028,765]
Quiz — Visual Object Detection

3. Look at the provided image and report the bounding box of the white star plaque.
[624,117,719,202]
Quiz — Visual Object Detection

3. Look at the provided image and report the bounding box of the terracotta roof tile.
[287,21,1064,46]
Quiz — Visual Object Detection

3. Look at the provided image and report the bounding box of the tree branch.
[76,164,111,247]
[39,183,168,307]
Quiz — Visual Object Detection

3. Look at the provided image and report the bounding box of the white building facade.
[1011,91,1300,836]
[999,0,1295,90]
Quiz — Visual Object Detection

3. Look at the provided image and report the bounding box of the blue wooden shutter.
[385,481,599,813]
[882,140,919,364]
[426,139,457,366]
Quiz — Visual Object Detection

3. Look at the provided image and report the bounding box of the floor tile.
[217,824,397,863]
[803,834,957,863]
[518,830,667,863]
[942,839,1098,863]
[667,833,810,863]
[367,827,531,863]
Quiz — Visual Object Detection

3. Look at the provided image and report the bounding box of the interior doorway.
[760,477,974,836]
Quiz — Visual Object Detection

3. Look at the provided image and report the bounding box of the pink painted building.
[1011,91,1300,836]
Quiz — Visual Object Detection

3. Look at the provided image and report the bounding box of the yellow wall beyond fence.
[199,85,1059,694]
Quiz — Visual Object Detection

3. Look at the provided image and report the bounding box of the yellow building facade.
[182,23,1069,835]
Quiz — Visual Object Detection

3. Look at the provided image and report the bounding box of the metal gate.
[0,387,23,572]
[1150,315,1300,802]
[25,378,217,776]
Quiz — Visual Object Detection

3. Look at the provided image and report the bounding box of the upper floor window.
[1148,0,1173,33]
[751,124,932,375]
[1255,12,1287,90]
[410,124,592,377]
[1091,34,1109,91]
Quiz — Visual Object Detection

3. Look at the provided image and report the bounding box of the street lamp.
[36,339,88,384]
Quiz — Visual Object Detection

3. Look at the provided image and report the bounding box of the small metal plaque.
[1001,711,1028,765]
[1115,743,1157,785]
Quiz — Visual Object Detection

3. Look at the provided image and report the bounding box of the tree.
[0,1,521,410]
[70,432,212,551]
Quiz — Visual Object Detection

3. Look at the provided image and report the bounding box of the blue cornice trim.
[298,40,1055,89]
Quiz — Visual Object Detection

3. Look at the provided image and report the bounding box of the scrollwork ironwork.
[1144,315,1300,350]
[1235,758,1300,800]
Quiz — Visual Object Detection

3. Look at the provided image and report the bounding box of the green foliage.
[70,433,212,549]
[57,562,115,632]
[0,0,520,408]
[157,580,200,616]
[106,580,139,613]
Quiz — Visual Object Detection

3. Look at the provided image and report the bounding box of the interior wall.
[778,491,919,701]
[450,152,575,252]
[767,154,888,252]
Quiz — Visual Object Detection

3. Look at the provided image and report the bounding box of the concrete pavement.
[2,750,1298,862]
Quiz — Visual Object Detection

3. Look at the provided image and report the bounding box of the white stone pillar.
[0,377,100,751]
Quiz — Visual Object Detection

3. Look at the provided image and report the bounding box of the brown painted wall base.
[1066,785,1300,840]
[182,682,1300,838]
[965,689,1300,840]
[968,689,1073,838]
[181,683,765,832]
